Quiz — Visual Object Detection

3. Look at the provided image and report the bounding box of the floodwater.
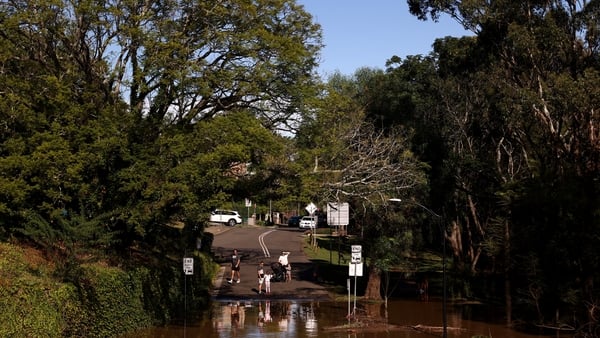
[121,298,574,338]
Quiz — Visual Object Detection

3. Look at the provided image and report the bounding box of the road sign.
[349,263,363,276]
[327,202,349,226]
[183,257,194,275]
[305,202,317,215]
[351,252,362,264]
[351,245,362,263]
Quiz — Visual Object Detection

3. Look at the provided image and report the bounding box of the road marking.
[258,230,276,257]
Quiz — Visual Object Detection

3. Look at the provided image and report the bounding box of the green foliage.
[17,210,116,254]
[0,0,322,255]
[403,0,600,332]
[2,0,599,333]
[0,242,215,337]
[0,0,322,335]
[0,244,64,337]
[75,264,154,337]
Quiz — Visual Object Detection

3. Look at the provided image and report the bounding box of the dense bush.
[0,242,217,337]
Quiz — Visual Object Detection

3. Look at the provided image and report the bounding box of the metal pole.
[352,263,357,318]
[184,275,187,338]
[353,263,357,317]
[347,278,351,324]
[442,218,447,338]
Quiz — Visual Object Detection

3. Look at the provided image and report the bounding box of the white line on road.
[258,230,276,257]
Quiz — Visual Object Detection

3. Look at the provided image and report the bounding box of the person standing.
[278,251,290,282]
[228,249,241,284]
[264,271,272,294]
[285,263,292,282]
[278,251,289,267]
[257,261,265,294]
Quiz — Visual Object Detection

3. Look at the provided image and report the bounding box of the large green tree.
[0,0,322,254]
[295,70,429,300]
[407,0,600,331]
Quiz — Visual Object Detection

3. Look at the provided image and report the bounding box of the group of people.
[227,249,292,294]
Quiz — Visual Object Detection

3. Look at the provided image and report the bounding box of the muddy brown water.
[123,226,574,337]
[120,298,574,338]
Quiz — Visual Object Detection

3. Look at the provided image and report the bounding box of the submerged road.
[208,224,331,301]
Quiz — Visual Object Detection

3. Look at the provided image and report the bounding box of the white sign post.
[349,245,362,317]
[305,202,317,215]
[351,245,362,264]
[351,252,362,264]
[182,256,194,335]
[347,278,351,324]
[327,202,349,235]
[183,257,194,275]
[305,202,318,247]
[245,199,252,224]
[348,262,363,275]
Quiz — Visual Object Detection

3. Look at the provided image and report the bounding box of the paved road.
[209,224,331,301]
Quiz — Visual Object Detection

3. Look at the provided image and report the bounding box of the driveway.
[209,225,331,301]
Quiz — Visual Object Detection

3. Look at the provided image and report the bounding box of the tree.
[0,0,323,254]
[295,71,429,300]
[408,0,600,330]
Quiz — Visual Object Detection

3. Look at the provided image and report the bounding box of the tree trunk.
[364,265,382,300]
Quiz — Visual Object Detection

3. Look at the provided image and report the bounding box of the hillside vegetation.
[0,242,217,337]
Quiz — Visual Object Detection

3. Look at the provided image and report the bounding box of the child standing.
[285,263,292,282]
[264,271,272,294]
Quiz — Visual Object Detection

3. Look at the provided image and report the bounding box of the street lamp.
[389,198,447,338]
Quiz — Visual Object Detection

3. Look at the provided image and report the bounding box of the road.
[209,224,331,301]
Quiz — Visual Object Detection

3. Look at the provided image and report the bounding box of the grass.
[300,231,449,300]
[300,232,366,297]
[302,232,354,265]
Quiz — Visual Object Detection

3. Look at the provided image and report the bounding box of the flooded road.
[121,226,575,337]
[121,298,573,338]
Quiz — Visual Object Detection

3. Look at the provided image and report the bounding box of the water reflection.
[122,299,573,338]
[209,300,308,338]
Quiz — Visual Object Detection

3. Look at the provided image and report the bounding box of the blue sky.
[297,0,472,77]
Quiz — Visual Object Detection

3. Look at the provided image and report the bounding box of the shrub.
[0,242,217,337]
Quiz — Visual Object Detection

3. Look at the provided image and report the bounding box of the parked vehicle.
[287,215,302,227]
[299,216,317,229]
[210,209,243,226]
[317,214,328,227]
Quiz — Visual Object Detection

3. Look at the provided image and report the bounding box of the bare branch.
[316,122,427,206]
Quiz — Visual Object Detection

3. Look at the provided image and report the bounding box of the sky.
[297,0,472,77]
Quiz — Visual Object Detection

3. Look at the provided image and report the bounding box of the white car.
[210,210,243,226]
[299,216,317,229]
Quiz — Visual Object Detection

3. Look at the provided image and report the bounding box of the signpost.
[347,278,351,325]
[182,256,194,336]
[305,202,317,215]
[327,202,349,224]
[183,257,194,275]
[305,202,318,247]
[348,245,362,319]
[327,202,349,234]
[245,198,252,224]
